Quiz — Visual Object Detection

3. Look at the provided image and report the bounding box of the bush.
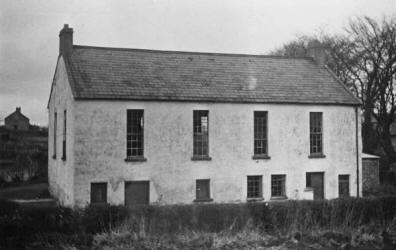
[1,196,396,248]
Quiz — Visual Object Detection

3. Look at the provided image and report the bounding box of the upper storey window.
[126,110,146,161]
[309,112,324,157]
[192,110,210,160]
[253,111,268,158]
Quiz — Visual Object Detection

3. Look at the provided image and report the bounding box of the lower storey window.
[91,182,107,204]
[247,175,262,198]
[271,175,286,198]
[338,175,350,197]
[195,179,211,201]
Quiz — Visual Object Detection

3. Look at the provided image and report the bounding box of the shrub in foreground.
[0,196,396,248]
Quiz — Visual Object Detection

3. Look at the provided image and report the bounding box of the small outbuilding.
[362,153,380,195]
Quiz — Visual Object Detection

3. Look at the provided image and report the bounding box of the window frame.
[192,110,211,160]
[90,182,107,205]
[52,112,57,159]
[247,175,263,199]
[338,175,350,198]
[62,110,66,161]
[309,112,325,158]
[125,109,146,162]
[194,179,213,202]
[271,175,287,199]
[253,111,270,159]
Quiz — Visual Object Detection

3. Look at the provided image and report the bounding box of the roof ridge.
[72,45,313,60]
[5,110,29,121]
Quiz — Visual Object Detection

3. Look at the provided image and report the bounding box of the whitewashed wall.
[70,100,361,207]
[48,57,75,206]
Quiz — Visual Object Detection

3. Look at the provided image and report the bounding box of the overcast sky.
[0,0,395,126]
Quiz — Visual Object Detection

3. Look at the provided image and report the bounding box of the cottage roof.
[5,108,29,121]
[62,45,361,105]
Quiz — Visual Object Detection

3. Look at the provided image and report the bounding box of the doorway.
[306,172,324,200]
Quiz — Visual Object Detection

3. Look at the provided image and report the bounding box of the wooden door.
[310,173,324,200]
[307,172,324,200]
[125,181,149,206]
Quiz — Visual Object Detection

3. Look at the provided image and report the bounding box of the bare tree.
[272,16,396,161]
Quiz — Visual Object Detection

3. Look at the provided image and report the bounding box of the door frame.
[306,172,325,200]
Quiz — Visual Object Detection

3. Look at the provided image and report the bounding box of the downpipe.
[355,107,360,198]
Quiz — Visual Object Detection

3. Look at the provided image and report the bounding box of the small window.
[247,176,262,199]
[271,175,286,198]
[338,175,350,197]
[53,112,57,158]
[126,110,144,158]
[254,111,268,156]
[195,179,211,201]
[193,110,209,158]
[62,110,66,160]
[310,112,323,155]
[91,183,107,204]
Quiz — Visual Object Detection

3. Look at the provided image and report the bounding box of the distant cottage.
[5,107,30,131]
[48,25,362,207]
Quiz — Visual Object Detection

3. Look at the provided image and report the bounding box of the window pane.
[254,111,267,155]
[53,112,57,157]
[310,112,323,154]
[271,175,286,197]
[339,175,350,197]
[62,110,67,160]
[247,176,262,198]
[91,183,107,204]
[193,110,209,156]
[127,110,144,157]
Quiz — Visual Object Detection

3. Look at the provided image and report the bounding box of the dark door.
[125,181,149,206]
[307,172,324,200]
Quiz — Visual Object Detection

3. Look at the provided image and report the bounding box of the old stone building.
[48,25,362,207]
[4,107,30,131]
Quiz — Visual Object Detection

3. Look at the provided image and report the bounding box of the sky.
[0,0,395,126]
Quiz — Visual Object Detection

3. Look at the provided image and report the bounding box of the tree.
[272,16,396,162]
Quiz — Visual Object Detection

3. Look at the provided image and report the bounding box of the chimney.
[307,40,327,66]
[16,107,21,113]
[59,24,73,57]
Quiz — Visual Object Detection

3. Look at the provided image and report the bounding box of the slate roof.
[5,111,29,121]
[64,45,361,105]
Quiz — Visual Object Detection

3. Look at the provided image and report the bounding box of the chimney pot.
[59,24,73,57]
[307,40,327,66]
[16,107,21,113]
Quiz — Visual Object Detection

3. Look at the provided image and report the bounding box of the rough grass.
[0,183,49,199]
[1,197,396,249]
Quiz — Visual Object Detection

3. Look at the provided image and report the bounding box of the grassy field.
[0,183,49,200]
[1,197,396,249]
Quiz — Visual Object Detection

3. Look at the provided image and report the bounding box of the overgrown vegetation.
[0,126,48,187]
[1,197,396,249]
